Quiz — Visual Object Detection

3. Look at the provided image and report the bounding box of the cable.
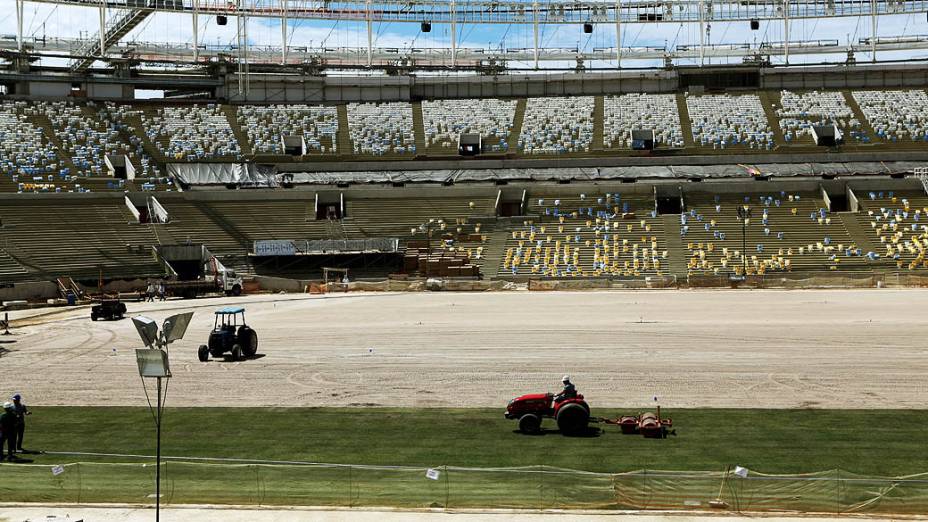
[139,374,158,426]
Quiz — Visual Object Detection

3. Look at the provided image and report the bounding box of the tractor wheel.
[518,414,542,434]
[238,326,258,357]
[231,284,242,297]
[231,344,243,362]
[197,345,210,362]
[91,314,98,321]
[556,403,590,435]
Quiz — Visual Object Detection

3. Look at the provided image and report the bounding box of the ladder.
[55,277,83,299]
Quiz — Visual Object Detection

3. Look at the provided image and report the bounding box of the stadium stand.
[857,190,928,270]
[682,191,868,275]
[686,93,775,150]
[501,189,667,277]
[518,96,595,154]
[237,104,339,155]
[141,104,242,161]
[0,101,61,193]
[775,90,865,144]
[347,102,416,156]
[0,197,163,280]
[852,90,928,143]
[421,99,517,153]
[603,94,685,149]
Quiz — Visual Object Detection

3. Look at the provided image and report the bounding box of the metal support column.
[698,0,705,65]
[366,0,373,67]
[15,0,24,52]
[870,0,877,62]
[98,0,106,58]
[532,1,539,69]
[450,0,457,68]
[783,0,790,64]
[281,0,288,64]
[614,0,621,68]
[192,8,199,62]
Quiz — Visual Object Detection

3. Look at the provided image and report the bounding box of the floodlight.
[132,316,159,348]
[162,312,194,343]
[135,349,171,378]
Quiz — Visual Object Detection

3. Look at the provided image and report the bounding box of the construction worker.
[555,375,577,402]
[11,394,30,453]
[0,402,17,461]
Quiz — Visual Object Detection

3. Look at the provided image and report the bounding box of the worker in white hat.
[0,402,16,461]
[555,375,578,403]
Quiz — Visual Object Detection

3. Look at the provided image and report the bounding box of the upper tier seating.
[421,99,517,152]
[686,94,774,150]
[853,90,928,142]
[347,102,415,156]
[142,104,241,160]
[604,94,684,149]
[0,102,59,192]
[776,90,864,143]
[519,97,594,154]
[238,105,338,155]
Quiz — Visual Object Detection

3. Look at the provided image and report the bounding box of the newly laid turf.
[2,407,927,512]
[13,407,928,475]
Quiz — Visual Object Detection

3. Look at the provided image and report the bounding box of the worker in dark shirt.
[11,394,30,452]
[554,375,577,402]
[0,402,17,461]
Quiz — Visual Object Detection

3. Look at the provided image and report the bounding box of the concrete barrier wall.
[0,282,58,302]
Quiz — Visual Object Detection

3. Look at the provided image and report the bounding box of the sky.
[1,1,927,71]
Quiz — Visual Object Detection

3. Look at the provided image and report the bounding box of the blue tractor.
[198,306,258,362]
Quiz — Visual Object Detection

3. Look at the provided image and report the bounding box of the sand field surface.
[2,289,926,409]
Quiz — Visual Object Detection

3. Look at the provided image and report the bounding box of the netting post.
[347,465,353,508]
[444,465,450,509]
[835,469,841,514]
[253,464,260,506]
[539,465,543,508]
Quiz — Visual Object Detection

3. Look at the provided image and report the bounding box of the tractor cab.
[214,307,243,335]
[198,306,259,362]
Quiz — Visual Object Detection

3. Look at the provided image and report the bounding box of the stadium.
[1,0,928,518]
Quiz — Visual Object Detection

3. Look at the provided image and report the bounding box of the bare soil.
[3,289,926,409]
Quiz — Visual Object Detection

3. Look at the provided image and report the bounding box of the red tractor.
[505,392,591,435]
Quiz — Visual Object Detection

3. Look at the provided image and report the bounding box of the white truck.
[156,245,244,299]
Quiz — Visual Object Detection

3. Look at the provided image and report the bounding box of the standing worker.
[0,402,17,461]
[11,394,30,453]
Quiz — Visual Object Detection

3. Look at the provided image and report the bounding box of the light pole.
[737,205,752,276]
[132,312,194,522]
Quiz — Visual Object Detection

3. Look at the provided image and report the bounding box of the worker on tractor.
[554,375,577,402]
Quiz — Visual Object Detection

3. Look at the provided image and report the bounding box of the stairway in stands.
[23,111,77,174]
[660,213,688,278]
[0,246,29,279]
[592,96,605,151]
[411,101,426,155]
[839,212,881,257]
[221,105,253,156]
[843,91,881,143]
[758,91,787,147]
[674,94,696,148]
[476,228,509,279]
[336,105,352,154]
[508,99,527,150]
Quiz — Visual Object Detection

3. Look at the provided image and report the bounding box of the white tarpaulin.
[283,161,924,185]
[169,163,277,187]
